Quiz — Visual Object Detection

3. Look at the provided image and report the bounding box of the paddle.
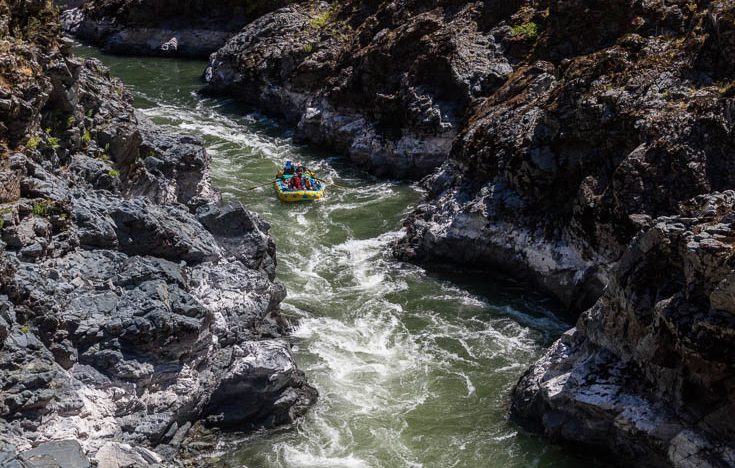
[245,181,275,191]
[245,176,347,191]
[315,177,348,189]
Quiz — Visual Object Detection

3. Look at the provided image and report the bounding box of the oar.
[315,177,348,189]
[245,181,275,191]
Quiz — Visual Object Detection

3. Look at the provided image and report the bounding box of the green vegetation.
[107,169,120,177]
[48,136,60,150]
[66,115,75,127]
[512,21,539,40]
[82,129,92,144]
[32,200,52,217]
[0,207,13,230]
[26,135,39,149]
[310,9,333,29]
[303,43,314,53]
[20,325,29,334]
[716,80,734,93]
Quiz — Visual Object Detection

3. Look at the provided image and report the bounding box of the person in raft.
[288,171,303,190]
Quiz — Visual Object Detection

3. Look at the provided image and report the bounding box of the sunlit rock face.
[202,1,513,179]
[513,191,735,467]
[0,1,315,464]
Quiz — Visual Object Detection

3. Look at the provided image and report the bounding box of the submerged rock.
[0,1,315,464]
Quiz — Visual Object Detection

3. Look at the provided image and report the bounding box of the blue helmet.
[285,160,293,170]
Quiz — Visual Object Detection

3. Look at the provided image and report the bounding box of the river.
[75,46,604,468]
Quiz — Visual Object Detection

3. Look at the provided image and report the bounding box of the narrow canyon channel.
[76,46,608,468]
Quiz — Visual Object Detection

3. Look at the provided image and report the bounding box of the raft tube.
[274,174,324,202]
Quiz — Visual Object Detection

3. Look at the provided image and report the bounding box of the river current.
[76,47,603,468]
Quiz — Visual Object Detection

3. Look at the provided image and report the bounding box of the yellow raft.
[274,173,324,203]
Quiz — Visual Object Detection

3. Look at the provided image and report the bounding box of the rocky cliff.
[202,1,513,178]
[60,0,295,57]
[0,0,315,465]
[512,191,735,466]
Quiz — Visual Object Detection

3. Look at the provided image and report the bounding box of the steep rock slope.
[397,0,735,311]
[60,0,295,57]
[203,1,515,178]
[0,0,315,464]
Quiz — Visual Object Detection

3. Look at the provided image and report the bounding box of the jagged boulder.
[61,0,297,58]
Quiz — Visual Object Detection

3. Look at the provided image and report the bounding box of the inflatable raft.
[274,173,324,202]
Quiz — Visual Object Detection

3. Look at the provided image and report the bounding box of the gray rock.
[196,202,276,275]
[109,198,221,263]
[93,442,161,468]
[18,440,90,468]
[62,0,297,58]
[512,193,735,467]
[203,340,317,428]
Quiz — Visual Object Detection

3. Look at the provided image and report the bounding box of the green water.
[75,46,605,468]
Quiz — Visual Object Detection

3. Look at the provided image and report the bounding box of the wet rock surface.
[0,1,315,464]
